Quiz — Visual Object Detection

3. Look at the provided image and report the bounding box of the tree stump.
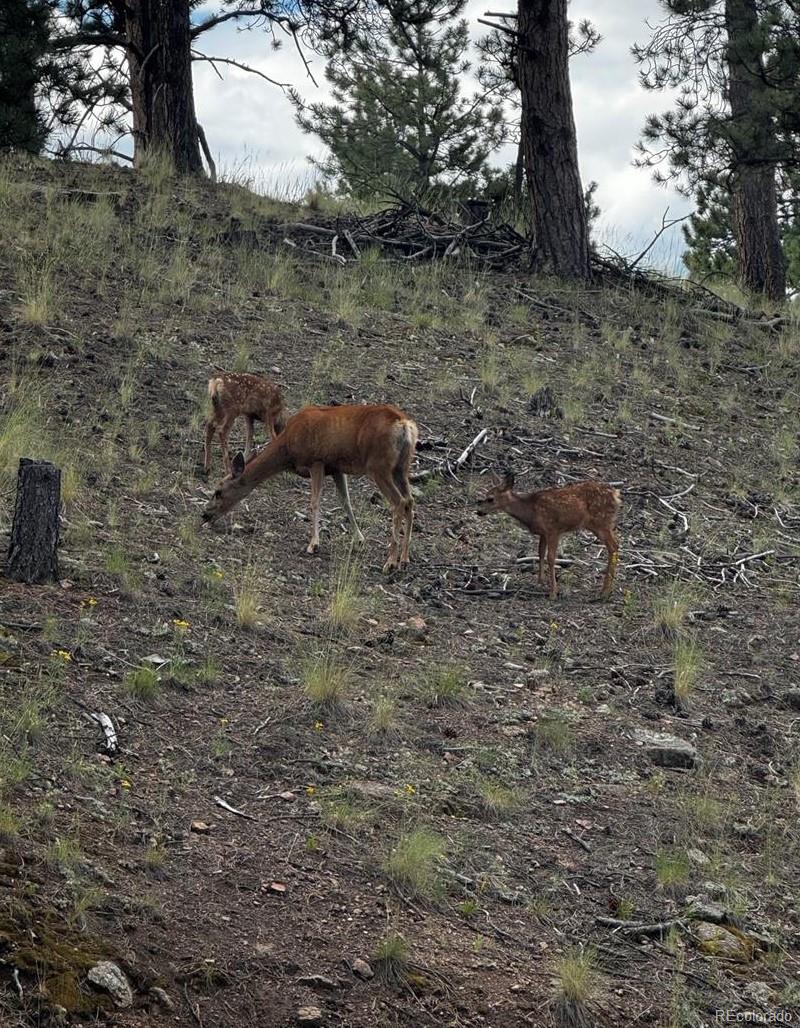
[6,459,61,584]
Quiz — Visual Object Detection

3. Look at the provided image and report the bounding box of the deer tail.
[208,376,225,411]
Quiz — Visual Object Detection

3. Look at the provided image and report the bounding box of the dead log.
[6,459,61,584]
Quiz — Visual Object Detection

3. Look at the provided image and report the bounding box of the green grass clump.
[123,665,160,701]
[656,848,690,894]
[531,710,574,754]
[673,637,703,706]
[419,664,467,708]
[652,582,694,638]
[303,653,351,709]
[373,932,410,983]
[474,778,521,819]
[233,569,261,628]
[384,828,447,899]
[550,945,597,1025]
[328,555,362,631]
[368,694,399,737]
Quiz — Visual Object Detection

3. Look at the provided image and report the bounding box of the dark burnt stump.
[7,459,61,584]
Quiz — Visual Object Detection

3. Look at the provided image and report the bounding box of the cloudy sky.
[189,0,689,270]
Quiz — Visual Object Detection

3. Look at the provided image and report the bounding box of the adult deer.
[202,403,418,572]
[203,372,286,475]
[476,470,621,599]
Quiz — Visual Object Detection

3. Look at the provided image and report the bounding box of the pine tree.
[633,0,800,301]
[293,0,506,200]
[0,0,51,152]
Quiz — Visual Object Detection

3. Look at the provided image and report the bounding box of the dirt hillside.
[0,154,799,1027]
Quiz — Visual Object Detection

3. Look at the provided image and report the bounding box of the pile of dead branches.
[277,202,529,267]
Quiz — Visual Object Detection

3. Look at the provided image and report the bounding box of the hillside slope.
[0,155,799,1027]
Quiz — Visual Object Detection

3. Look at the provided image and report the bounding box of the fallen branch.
[214,795,257,820]
[454,428,489,471]
[597,916,683,937]
[89,711,118,755]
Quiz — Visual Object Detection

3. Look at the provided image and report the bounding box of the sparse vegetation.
[303,652,351,708]
[385,828,447,899]
[123,666,160,701]
[419,664,467,708]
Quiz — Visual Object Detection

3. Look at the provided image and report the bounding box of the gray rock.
[87,961,133,1008]
[297,1006,324,1026]
[743,982,773,1008]
[687,848,709,866]
[693,922,753,961]
[352,958,374,980]
[296,974,339,990]
[149,987,174,1011]
[633,729,698,768]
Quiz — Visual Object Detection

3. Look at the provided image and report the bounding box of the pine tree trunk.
[513,128,524,207]
[725,0,785,301]
[6,459,60,584]
[517,0,589,280]
[125,0,204,175]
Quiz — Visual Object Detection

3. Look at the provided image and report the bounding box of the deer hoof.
[306,542,319,555]
[382,559,399,573]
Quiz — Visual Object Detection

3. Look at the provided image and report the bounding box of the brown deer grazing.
[203,372,286,475]
[202,403,418,572]
[476,471,621,600]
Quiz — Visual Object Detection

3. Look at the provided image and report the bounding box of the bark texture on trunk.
[725,0,785,301]
[126,0,204,175]
[517,0,589,279]
[6,459,61,584]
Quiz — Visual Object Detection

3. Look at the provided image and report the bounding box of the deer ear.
[231,451,246,477]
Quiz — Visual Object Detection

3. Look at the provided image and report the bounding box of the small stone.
[687,901,727,923]
[400,616,428,641]
[87,961,133,1008]
[190,820,211,834]
[692,922,754,961]
[632,729,698,769]
[279,791,297,802]
[743,982,773,1007]
[296,974,339,989]
[297,1005,324,1025]
[687,848,710,866]
[149,987,174,1011]
[352,958,374,980]
[700,880,727,899]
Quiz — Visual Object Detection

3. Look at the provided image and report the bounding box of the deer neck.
[502,491,540,531]
[239,439,293,490]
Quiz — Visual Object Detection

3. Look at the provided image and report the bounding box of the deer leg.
[243,416,255,461]
[307,462,325,554]
[218,418,235,475]
[594,526,620,600]
[372,474,406,572]
[203,418,217,475]
[332,472,364,544]
[537,534,547,585]
[547,533,560,600]
[393,468,414,566]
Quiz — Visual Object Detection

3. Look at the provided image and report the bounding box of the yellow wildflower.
[172,619,190,631]
[120,779,131,790]
[305,785,316,796]
[81,597,98,608]
[313,721,324,733]
[404,784,416,796]
[51,649,72,662]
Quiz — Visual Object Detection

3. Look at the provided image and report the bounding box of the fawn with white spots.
[477,471,621,599]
